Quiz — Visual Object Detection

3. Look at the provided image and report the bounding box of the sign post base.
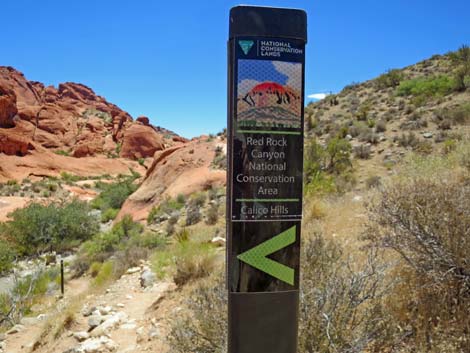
[228,291,299,353]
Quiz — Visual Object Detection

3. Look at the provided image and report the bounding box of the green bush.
[101,208,119,222]
[0,240,16,274]
[147,197,185,224]
[1,199,99,256]
[396,75,455,102]
[93,261,114,287]
[376,69,404,89]
[91,177,138,211]
[304,138,353,196]
[54,150,70,156]
[79,215,146,266]
[60,172,81,183]
[449,45,470,91]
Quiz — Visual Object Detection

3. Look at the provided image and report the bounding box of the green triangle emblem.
[238,40,254,55]
[237,226,296,285]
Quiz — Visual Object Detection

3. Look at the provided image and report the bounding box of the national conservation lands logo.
[238,40,254,55]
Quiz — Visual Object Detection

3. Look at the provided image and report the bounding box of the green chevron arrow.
[237,226,296,285]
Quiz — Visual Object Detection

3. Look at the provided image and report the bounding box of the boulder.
[120,123,165,160]
[90,312,128,337]
[73,331,90,342]
[88,315,105,330]
[0,130,34,156]
[140,269,156,288]
[66,336,118,353]
[136,116,150,125]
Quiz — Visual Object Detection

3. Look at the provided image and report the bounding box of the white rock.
[37,314,48,321]
[140,270,156,288]
[126,267,140,274]
[116,303,125,308]
[91,312,128,336]
[73,331,90,342]
[6,324,25,335]
[88,315,105,330]
[120,323,137,330]
[211,236,226,247]
[73,336,118,353]
[423,132,433,138]
[98,306,112,316]
[352,195,363,203]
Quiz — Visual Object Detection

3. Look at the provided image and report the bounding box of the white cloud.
[272,61,302,91]
[238,79,261,96]
[307,93,328,100]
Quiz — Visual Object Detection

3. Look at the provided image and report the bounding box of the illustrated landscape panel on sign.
[237,59,302,129]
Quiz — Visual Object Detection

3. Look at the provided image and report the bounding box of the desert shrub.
[212,146,227,170]
[175,228,190,243]
[304,138,353,195]
[348,121,369,138]
[80,215,143,264]
[129,230,166,250]
[150,231,216,285]
[415,140,434,155]
[205,202,219,225]
[0,240,16,274]
[375,119,387,132]
[442,138,457,153]
[60,172,81,184]
[112,246,149,278]
[1,199,99,256]
[186,207,202,226]
[400,112,428,130]
[82,218,154,283]
[363,175,470,351]
[167,234,395,353]
[434,103,470,127]
[353,144,371,159]
[355,102,371,121]
[147,197,185,224]
[359,129,379,144]
[366,175,382,189]
[167,274,227,353]
[91,176,138,211]
[93,261,114,287]
[299,235,394,353]
[396,75,455,101]
[0,268,59,327]
[54,150,70,156]
[89,262,102,278]
[174,241,216,286]
[449,45,470,91]
[376,69,404,89]
[101,208,119,222]
[396,132,419,148]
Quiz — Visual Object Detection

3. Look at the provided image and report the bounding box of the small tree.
[1,199,99,256]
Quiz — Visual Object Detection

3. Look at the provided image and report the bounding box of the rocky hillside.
[304,48,470,187]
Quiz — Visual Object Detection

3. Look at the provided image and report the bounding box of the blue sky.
[2,0,469,137]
